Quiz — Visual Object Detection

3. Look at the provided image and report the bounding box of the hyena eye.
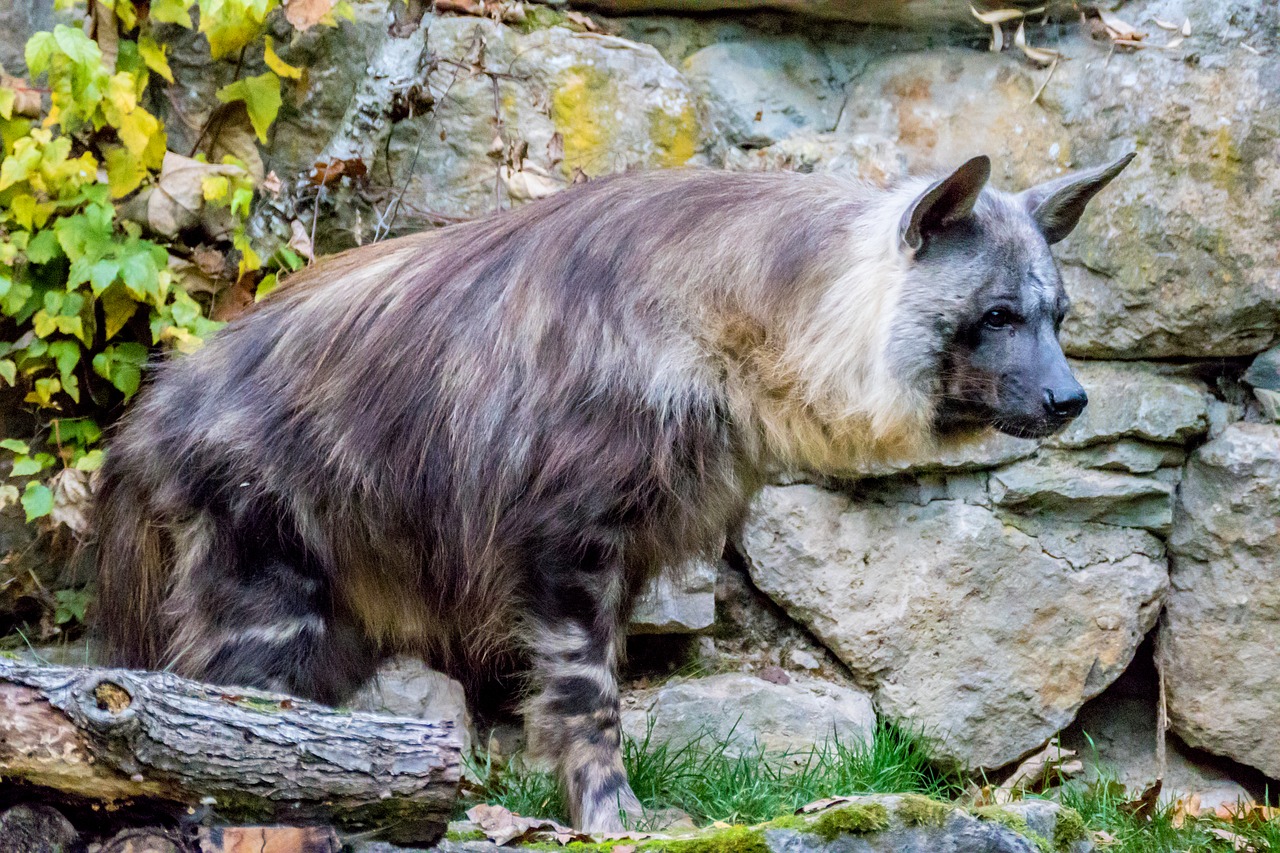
[983,308,1014,329]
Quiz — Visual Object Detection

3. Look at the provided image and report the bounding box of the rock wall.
[4,0,1280,802]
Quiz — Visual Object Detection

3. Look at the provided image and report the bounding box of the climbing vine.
[0,0,349,533]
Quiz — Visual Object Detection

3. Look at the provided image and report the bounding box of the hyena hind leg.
[162,517,381,704]
[525,617,642,833]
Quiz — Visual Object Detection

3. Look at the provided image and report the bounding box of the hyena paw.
[575,782,643,834]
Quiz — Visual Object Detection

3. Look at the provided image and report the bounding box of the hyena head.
[890,152,1135,440]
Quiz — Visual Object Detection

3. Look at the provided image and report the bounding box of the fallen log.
[0,660,462,845]
[570,0,1076,27]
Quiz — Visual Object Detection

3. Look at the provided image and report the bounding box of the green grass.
[460,724,1280,852]
[1059,773,1280,853]
[460,718,962,827]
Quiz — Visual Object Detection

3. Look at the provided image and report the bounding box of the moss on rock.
[811,803,891,840]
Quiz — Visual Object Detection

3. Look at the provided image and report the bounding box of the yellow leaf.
[103,145,148,198]
[199,0,276,59]
[201,173,229,201]
[215,72,281,143]
[25,376,61,407]
[138,36,175,83]
[150,0,194,27]
[9,194,37,230]
[101,283,139,339]
[263,36,302,80]
[104,71,139,125]
[32,310,58,338]
[115,104,159,156]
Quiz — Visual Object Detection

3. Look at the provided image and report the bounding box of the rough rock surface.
[620,672,876,757]
[359,795,1088,852]
[163,7,701,244]
[630,558,718,634]
[743,485,1168,769]
[683,40,841,147]
[0,0,54,76]
[574,0,1075,28]
[1160,423,1280,778]
[350,657,475,756]
[729,5,1280,359]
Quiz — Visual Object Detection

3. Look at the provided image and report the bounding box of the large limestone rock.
[989,455,1175,534]
[1160,423,1280,778]
[630,558,718,634]
[741,5,1280,359]
[683,40,842,148]
[349,657,474,756]
[574,0,1074,28]
[0,0,54,76]
[620,672,876,757]
[742,485,1168,769]
[162,8,701,240]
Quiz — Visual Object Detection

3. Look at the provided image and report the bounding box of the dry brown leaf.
[564,10,602,31]
[91,0,120,73]
[284,0,334,31]
[309,158,367,186]
[501,163,564,201]
[1,73,42,118]
[798,795,861,814]
[1014,20,1061,64]
[288,219,315,262]
[1205,827,1258,852]
[203,102,266,183]
[1170,793,1201,829]
[1118,779,1161,821]
[146,151,248,238]
[1098,10,1144,41]
[1092,829,1118,846]
[261,170,283,196]
[969,5,1042,24]
[992,737,1082,804]
[1153,17,1179,30]
[169,255,223,298]
[49,468,92,536]
[466,803,591,847]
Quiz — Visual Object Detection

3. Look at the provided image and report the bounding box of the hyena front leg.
[526,615,641,832]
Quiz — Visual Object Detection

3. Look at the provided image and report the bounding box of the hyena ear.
[1019,152,1136,245]
[899,155,991,255]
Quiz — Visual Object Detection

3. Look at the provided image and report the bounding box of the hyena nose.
[1044,387,1088,419]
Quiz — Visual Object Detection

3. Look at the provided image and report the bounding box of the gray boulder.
[743,485,1167,769]
[630,558,718,634]
[989,454,1175,534]
[349,657,474,756]
[1160,423,1280,778]
[620,672,876,757]
[683,40,841,147]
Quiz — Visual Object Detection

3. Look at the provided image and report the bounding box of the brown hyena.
[95,153,1132,831]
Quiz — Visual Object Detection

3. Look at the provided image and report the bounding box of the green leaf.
[21,481,53,521]
[47,339,80,384]
[11,454,53,476]
[0,439,30,454]
[215,72,281,143]
[92,342,147,398]
[0,359,15,386]
[74,448,105,472]
[25,229,62,264]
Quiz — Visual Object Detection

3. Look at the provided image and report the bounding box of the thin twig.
[1031,55,1059,104]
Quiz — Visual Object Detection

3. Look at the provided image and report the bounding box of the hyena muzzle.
[95,152,1132,831]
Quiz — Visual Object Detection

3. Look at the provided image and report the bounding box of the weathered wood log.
[572,0,1077,26]
[0,660,462,845]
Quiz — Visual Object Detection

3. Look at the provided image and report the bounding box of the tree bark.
[0,660,462,845]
